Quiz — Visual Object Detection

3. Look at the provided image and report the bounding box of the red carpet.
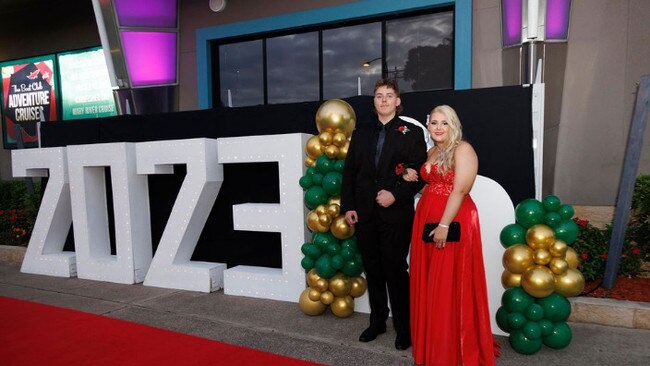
[0,296,323,366]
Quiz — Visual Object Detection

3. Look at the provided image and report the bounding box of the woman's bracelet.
[438,223,450,228]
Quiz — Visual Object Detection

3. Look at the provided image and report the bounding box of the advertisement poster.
[1,55,58,149]
[58,47,117,120]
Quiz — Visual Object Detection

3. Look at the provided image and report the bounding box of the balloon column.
[497,195,585,354]
[298,99,367,317]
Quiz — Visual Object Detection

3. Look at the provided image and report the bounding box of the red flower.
[575,218,589,227]
[396,125,410,134]
[632,248,641,255]
[395,163,406,175]
[600,252,608,259]
[581,252,588,260]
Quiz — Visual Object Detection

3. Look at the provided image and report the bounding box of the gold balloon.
[308,288,321,301]
[330,295,355,318]
[336,140,350,159]
[328,196,341,207]
[315,99,357,138]
[328,272,352,297]
[521,266,556,298]
[320,290,334,305]
[325,145,339,159]
[307,269,321,288]
[565,247,580,269]
[299,288,327,316]
[305,135,323,159]
[534,248,552,265]
[332,132,347,147]
[315,205,328,215]
[501,269,522,288]
[326,204,340,218]
[548,258,569,275]
[304,156,316,167]
[307,211,329,233]
[318,131,333,146]
[549,239,569,257]
[554,268,585,297]
[526,224,556,250]
[330,216,355,239]
[315,278,329,292]
[318,213,332,226]
[503,244,535,274]
[349,276,368,298]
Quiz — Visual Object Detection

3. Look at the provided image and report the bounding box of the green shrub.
[0,179,41,246]
[569,174,649,281]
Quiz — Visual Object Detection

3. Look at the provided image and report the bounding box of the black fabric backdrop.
[41,86,533,268]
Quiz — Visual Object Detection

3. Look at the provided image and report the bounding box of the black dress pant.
[355,208,412,337]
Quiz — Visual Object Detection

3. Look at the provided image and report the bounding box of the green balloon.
[311,173,324,186]
[315,254,336,278]
[542,322,572,349]
[538,319,554,337]
[301,243,322,260]
[333,159,345,172]
[301,256,314,270]
[544,212,562,228]
[306,167,317,176]
[499,223,527,248]
[554,219,579,244]
[322,171,342,196]
[304,186,328,209]
[355,253,363,264]
[315,155,334,174]
[331,254,344,269]
[509,330,543,355]
[340,247,355,260]
[508,312,527,330]
[558,204,575,220]
[342,258,363,277]
[299,175,313,189]
[496,306,512,333]
[523,321,542,340]
[537,293,571,322]
[502,287,535,313]
[312,232,338,250]
[515,199,545,228]
[325,242,341,256]
[341,237,358,252]
[542,195,562,212]
[524,303,545,322]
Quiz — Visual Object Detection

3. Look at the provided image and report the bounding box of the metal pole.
[603,74,650,288]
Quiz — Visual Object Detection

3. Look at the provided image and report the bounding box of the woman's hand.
[433,226,449,249]
[403,168,419,182]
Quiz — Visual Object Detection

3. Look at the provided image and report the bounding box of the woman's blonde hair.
[429,105,463,173]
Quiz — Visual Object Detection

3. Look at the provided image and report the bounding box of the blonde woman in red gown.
[404,105,498,365]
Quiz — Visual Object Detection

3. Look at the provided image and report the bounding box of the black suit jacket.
[341,116,427,224]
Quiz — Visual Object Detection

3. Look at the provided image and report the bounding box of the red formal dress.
[410,163,497,366]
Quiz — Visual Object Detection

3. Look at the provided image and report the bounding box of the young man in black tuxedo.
[341,79,426,350]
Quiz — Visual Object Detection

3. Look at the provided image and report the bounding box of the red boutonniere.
[397,125,410,134]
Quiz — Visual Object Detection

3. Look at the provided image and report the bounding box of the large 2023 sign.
[12,135,311,302]
[13,133,513,333]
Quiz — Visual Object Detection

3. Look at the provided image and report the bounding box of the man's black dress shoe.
[358,325,386,342]
[395,334,411,350]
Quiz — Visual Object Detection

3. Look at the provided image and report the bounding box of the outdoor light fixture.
[501,0,571,47]
[362,57,382,67]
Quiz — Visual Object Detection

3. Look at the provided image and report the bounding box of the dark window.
[214,8,453,107]
[267,32,319,104]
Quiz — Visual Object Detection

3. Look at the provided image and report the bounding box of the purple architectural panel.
[546,0,571,40]
[121,31,177,87]
[115,0,177,28]
[502,0,522,47]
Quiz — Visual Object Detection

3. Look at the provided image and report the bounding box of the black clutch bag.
[422,222,461,242]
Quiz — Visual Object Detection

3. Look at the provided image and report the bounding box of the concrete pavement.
[1,262,649,365]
